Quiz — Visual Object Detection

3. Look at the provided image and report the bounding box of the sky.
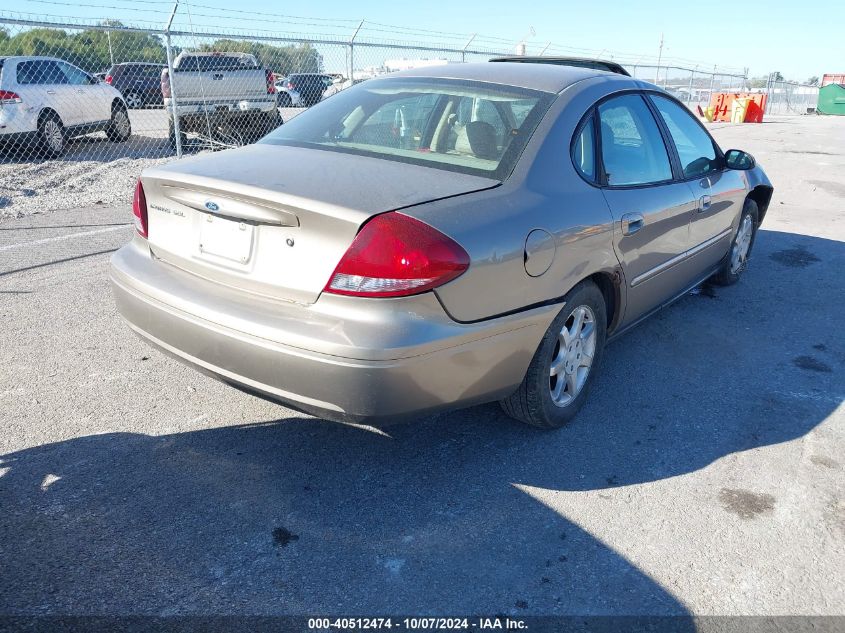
[3,0,842,80]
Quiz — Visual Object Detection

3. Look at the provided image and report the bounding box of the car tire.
[500,280,607,429]
[168,118,187,150]
[106,104,132,143]
[710,198,759,286]
[125,91,143,109]
[37,111,65,158]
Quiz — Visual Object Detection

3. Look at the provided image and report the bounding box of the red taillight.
[0,90,22,104]
[104,75,113,85]
[286,81,294,90]
[132,179,148,238]
[160,69,171,98]
[265,69,276,94]
[324,212,469,298]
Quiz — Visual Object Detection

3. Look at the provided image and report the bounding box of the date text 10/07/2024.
[307,617,528,630]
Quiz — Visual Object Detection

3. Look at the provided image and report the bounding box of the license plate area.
[198,214,254,265]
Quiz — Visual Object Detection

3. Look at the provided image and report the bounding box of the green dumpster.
[818,83,845,115]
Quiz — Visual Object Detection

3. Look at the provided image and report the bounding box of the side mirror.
[724,149,755,170]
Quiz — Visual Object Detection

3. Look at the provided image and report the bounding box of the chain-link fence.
[764,79,820,115]
[0,13,820,217]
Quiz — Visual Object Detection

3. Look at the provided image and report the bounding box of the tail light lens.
[160,69,171,98]
[132,179,148,238]
[104,75,113,85]
[265,69,276,94]
[324,212,469,298]
[0,90,22,104]
[286,81,294,90]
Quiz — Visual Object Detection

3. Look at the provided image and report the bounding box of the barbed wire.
[5,0,748,73]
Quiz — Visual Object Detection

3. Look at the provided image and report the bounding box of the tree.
[806,76,819,86]
[195,39,323,74]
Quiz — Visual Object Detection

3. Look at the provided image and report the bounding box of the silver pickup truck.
[162,51,281,147]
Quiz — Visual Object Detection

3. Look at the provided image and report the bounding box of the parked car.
[322,77,368,99]
[162,51,281,147]
[105,62,166,109]
[281,73,334,107]
[0,55,131,156]
[274,77,301,107]
[111,62,772,428]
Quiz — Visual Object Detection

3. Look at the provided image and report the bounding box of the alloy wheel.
[114,109,131,137]
[730,214,754,274]
[43,119,63,153]
[125,92,142,109]
[549,305,597,407]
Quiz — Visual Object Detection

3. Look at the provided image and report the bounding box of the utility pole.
[655,33,664,85]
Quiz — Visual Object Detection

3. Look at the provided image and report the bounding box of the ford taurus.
[110,61,773,428]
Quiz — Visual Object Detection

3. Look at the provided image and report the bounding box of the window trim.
[644,90,726,182]
[570,88,728,190]
[570,108,599,184]
[595,91,677,190]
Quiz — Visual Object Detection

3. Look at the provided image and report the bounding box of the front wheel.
[106,106,132,142]
[500,281,607,429]
[710,199,759,286]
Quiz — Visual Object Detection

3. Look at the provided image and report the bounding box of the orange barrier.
[707,92,768,123]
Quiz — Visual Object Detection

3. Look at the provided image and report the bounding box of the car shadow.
[0,229,842,618]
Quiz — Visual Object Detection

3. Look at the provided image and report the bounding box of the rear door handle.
[46,90,56,95]
[621,212,645,236]
[699,195,712,212]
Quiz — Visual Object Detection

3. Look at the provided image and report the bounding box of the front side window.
[650,94,719,179]
[598,94,672,186]
[262,78,553,179]
[57,61,90,86]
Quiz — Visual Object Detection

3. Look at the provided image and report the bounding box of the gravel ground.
[0,115,843,619]
[0,108,304,219]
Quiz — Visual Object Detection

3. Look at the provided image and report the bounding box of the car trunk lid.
[141,143,499,305]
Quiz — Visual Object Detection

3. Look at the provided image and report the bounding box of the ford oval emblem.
[205,201,219,212]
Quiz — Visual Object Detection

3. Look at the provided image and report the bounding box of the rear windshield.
[262,77,554,179]
[177,55,259,72]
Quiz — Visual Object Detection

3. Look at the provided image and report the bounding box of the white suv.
[0,56,132,156]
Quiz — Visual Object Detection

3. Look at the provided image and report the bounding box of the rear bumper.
[110,239,559,423]
[166,99,276,117]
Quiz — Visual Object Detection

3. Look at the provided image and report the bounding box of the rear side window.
[572,116,596,181]
[178,55,259,72]
[17,60,68,85]
[598,94,672,186]
[650,94,719,179]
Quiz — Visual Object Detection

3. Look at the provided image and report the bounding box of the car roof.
[489,56,631,77]
[113,62,165,66]
[386,61,633,93]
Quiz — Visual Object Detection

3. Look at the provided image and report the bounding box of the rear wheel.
[125,91,143,109]
[168,117,187,150]
[710,199,759,286]
[500,281,607,429]
[38,112,65,157]
[106,105,132,142]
